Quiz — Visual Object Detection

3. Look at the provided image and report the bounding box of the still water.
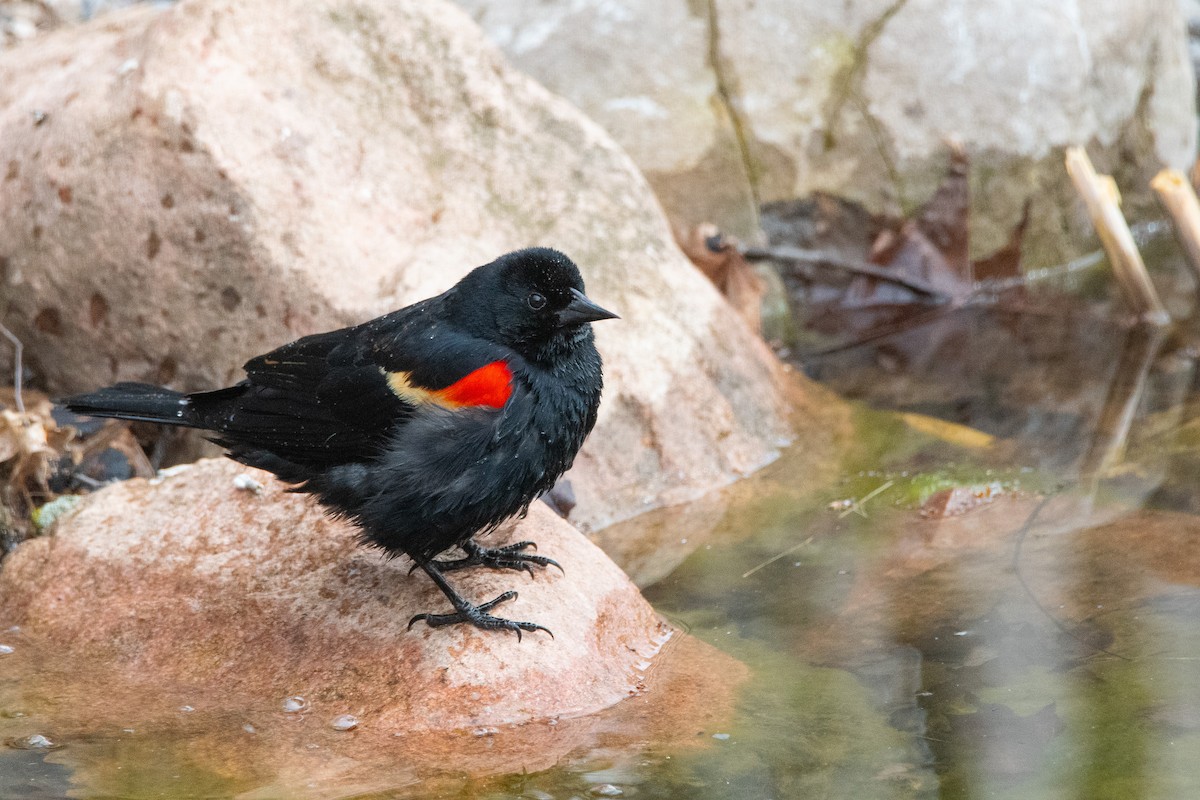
[3,269,1200,798]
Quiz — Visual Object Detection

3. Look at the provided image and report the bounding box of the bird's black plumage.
[62,248,617,637]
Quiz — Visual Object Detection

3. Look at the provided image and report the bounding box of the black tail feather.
[60,382,197,427]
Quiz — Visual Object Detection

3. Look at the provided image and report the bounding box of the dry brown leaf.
[0,409,57,493]
[973,199,1032,283]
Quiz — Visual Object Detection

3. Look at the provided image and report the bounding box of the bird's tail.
[60,382,199,427]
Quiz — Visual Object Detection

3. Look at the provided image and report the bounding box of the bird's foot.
[433,539,562,576]
[407,590,553,641]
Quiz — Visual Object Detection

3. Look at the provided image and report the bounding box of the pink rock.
[0,459,748,792]
[0,458,703,733]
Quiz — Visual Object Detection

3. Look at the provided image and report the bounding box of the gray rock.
[0,0,150,50]
[458,0,1197,262]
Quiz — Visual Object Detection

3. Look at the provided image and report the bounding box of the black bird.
[62,248,617,638]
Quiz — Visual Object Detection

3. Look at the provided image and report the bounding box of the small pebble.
[281,696,309,714]
[179,705,195,713]
[0,644,13,655]
[242,723,256,734]
[330,714,358,731]
[590,785,623,797]
[7,734,58,750]
[233,474,263,493]
[150,464,192,484]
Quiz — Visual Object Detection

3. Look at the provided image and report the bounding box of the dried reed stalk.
[1151,168,1200,283]
[1065,147,1169,324]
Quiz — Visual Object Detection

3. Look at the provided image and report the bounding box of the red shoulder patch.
[435,360,513,409]
[385,361,513,410]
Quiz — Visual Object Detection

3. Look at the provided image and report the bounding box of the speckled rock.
[458,0,1197,261]
[0,0,145,51]
[0,0,794,533]
[0,458,680,732]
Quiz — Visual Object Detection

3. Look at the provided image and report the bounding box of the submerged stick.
[1079,321,1167,480]
[1065,147,1169,325]
[1150,168,1200,283]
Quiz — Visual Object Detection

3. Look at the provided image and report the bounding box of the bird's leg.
[407,561,553,640]
[432,538,562,576]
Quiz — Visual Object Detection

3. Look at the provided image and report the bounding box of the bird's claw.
[495,540,537,553]
[407,590,553,641]
[433,540,563,576]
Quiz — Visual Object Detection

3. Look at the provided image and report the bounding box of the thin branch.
[799,304,959,359]
[740,243,951,302]
[0,322,24,415]
[741,535,814,579]
[968,248,1106,296]
[1012,495,1131,662]
[839,479,894,518]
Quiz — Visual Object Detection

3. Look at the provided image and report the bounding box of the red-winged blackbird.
[62,248,617,638]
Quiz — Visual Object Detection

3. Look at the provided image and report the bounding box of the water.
[3,261,1200,798]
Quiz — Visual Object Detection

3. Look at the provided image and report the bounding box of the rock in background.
[456,0,1197,264]
[0,0,147,50]
[0,0,798,533]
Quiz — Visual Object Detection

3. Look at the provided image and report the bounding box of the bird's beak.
[558,287,619,326]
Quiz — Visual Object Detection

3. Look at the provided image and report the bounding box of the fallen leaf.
[900,412,996,449]
[973,199,1032,284]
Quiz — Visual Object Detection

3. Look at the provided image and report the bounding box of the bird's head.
[450,248,618,364]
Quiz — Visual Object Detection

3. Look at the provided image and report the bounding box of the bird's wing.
[192,313,517,466]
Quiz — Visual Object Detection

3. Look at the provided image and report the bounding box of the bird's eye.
[527,292,547,310]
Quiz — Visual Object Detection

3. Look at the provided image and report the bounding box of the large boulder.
[0,457,746,789]
[457,0,1197,261]
[0,0,795,533]
[0,458,673,727]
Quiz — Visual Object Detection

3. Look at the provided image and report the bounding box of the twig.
[0,322,24,415]
[1012,495,1131,662]
[800,305,958,359]
[1078,322,1167,481]
[1064,147,1169,324]
[741,535,814,579]
[740,243,951,302]
[969,247,1105,296]
[839,479,894,518]
[1151,168,1200,283]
